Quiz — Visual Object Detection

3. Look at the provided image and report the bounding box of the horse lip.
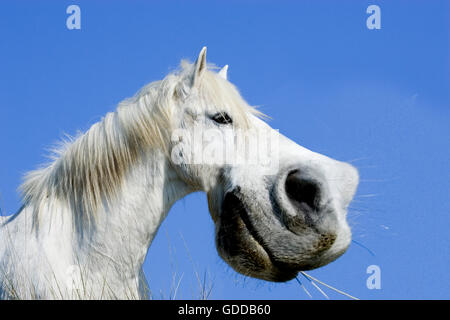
[221,189,271,254]
[222,189,290,271]
[236,204,301,279]
[221,190,317,281]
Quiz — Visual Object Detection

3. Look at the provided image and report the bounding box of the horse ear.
[191,47,207,87]
[218,65,228,80]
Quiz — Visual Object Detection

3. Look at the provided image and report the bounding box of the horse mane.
[19,60,261,233]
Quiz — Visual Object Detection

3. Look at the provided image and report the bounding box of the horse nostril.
[285,170,321,212]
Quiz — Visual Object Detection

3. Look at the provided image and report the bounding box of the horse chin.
[214,189,351,282]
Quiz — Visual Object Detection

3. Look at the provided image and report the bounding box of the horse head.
[167,48,359,281]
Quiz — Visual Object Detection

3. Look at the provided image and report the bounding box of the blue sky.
[0,1,449,299]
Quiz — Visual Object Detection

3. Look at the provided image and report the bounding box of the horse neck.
[72,149,192,274]
[4,148,193,298]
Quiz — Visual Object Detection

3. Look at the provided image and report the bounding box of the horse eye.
[211,112,233,125]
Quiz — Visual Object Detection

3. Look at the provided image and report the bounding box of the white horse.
[0,48,358,299]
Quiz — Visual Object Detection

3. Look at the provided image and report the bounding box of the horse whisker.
[345,157,370,163]
[300,272,359,300]
[352,240,375,257]
[359,178,395,182]
[295,276,312,299]
[355,194,378,198]
[300,272,329,299]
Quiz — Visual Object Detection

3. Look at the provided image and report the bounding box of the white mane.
[19,61,260,233]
